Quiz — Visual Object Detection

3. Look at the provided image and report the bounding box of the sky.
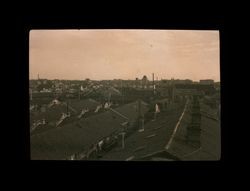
[29,29,220,81]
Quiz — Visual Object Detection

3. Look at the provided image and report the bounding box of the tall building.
[141,75,149,89]
[142,75,148,82]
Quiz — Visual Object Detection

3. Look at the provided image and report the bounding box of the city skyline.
[29,76,220,82]
[29,30,220,81]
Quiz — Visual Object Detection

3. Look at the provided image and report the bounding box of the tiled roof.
[66,98,100,113]
[30,98,100,123]
[101,99,220,161]
[30,104,67,123]
[166,102,220,160]
[30,101,149,160]
[101,102,185,160]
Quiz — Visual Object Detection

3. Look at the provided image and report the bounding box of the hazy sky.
[29,29,220,81]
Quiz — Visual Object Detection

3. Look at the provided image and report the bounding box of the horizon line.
[29,78,220,82]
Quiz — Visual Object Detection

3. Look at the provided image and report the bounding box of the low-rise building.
[199,79,214,85]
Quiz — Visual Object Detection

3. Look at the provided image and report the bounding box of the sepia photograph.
[29,29,220,161]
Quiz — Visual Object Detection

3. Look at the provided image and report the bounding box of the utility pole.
[152,73,155,95]
[121,80,124,104]
[66,101,69,115]
[141,115,144,131]
[138,99,144,132]
[79,87,80,100]
[121,132,126,149]
[30,88,32,101]
[108,92,111,104]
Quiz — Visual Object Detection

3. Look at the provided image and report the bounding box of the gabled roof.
[30,98,101,123]
[30,101,149,160]
[67,98,100,112]
[101,102,185,160]
[101,99,220,161]
[30,104,67,123]
[95,86,122,98]
[30,97,54,105]
[113,100,148,120]
[166,103,220,160]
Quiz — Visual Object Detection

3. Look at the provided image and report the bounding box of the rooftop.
[101,102,185,160]
[30,101,149,160]
[166,101,220,160]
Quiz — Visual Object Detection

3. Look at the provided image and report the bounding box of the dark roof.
[30,98,101,136]
[30,98,100,123]
[101,99,220,161]
[30,101,149,160]
[101,102,185,160]
[30,104,67,123]
[114,100,148,120]
[67,98,100,112]
[30,97,54,105]
[166,103,220,160]
[95,86,122,98]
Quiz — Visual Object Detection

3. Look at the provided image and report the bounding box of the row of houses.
[30,98,101,134]
[30,100,149,160]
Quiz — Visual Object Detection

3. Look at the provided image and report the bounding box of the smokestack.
[38,74,40,80]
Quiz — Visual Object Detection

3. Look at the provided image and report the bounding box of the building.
[101,100,186,161]
[166,98,220,160]
[141,75,149,89]
[30,98,101,135]
[30,101,149,160]
[199,79,214,85]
